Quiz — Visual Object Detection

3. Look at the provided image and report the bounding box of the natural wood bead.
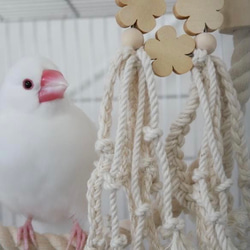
[195,33,217,54]
[121,28,144,50]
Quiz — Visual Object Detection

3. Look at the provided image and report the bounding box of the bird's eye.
[23,79,34,90]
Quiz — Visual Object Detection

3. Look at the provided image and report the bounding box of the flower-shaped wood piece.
[174,0,224,35]
[145,26,195,77]
[115,0,166,33]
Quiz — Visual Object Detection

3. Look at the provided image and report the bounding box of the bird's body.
[0,100,95,224]
[0,57,96,249]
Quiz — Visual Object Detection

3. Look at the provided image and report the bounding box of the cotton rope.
[85,46,190,250]
[166,49,250,250]
[230,29,250,111]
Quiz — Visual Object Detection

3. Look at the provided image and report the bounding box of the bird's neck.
[37,98,72,116]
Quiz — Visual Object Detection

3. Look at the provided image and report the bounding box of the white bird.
[0,57,97,250]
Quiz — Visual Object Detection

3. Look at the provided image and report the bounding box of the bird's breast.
[0,110,96,223]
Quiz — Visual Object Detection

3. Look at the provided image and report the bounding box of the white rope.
[137,49,190,250]
[86,48,134,249]
[192,50,235,250]
[86,46,190,249]
[86,31,250,249]
[166,48,250,250]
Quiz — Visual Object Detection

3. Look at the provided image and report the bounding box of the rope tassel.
[166,49,250,250]
[86,47,190,249]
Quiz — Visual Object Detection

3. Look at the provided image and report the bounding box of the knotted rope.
[86,47,190,250]
[166,49,250,250]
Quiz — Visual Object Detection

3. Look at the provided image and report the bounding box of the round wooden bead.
[195,33,217,54]
[121,28,144,50]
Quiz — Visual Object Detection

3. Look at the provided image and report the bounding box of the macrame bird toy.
[86,0,250,249]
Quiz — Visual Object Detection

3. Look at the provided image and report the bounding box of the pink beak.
[38,69,68,103]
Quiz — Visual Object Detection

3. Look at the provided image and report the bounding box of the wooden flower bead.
[174,0,224,36]
[121,28,144,50]
[115,0,166,33]
[145,26,195,77]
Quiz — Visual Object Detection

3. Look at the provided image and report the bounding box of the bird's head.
[0,57,68,112]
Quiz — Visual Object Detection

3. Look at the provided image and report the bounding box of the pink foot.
[17,218,36,250]
[67,222,87,250]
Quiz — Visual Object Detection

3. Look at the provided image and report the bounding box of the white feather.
[0,57,97,232]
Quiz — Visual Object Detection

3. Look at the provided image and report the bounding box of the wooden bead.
[195,33,217,54]
[121,28,144,50]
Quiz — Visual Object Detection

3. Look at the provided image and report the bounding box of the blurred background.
[0,0,249,236]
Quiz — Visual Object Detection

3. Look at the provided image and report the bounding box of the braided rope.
[137,49,190,250]
[166,48,250,250]
[165,78,199,214]
[192,50,234,250]
[86,48,135,250]
[86,46,191,249]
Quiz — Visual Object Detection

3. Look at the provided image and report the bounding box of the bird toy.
[86,0,250,249]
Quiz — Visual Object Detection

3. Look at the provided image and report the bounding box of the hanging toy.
[86,0,250,249]
[164,0,250,249]
[86,0,192,249]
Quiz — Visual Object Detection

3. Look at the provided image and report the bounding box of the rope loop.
[110,234,127,248]
[151,181,163,193]
[141,158,158,179]
[143,126,163,142]
[160,218,185,235]
[141,157,155,168]
[135,203,151,217]
[215,179,233,192]
[192,168,208,182]
[207,212,223,224]
[87,237,106,249]
[95,139,114,154]
[103,173,122,190]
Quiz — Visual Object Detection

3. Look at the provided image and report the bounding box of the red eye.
[23,79,34,90]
